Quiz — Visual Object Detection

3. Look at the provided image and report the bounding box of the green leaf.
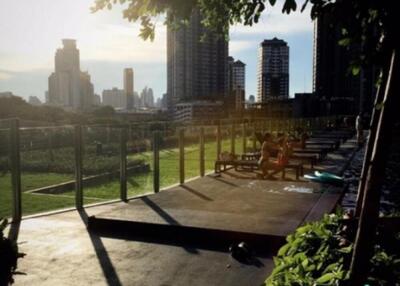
[278,243,291,256]
[352,66,360,76]
[316,273,335,283]
[338,38,351,46]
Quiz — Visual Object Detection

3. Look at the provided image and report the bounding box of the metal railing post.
[153,131,160,193]
[120,127,128,200]
[199,127,205,177]
[252,123,257,151]
[242,123,247,153]
[216,123,221,159]
[10,119,21,222]
[74,125,83,210]
[231,123,235,155]
[179,129,185,184]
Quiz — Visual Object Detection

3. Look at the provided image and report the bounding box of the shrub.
[266,213,351,285]
[0,219,20,285]
[266,213,400,286]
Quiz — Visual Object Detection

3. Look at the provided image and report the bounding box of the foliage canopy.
[92,0,397,70]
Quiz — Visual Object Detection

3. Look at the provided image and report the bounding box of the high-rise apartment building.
[313,14,377,115]
[124,68,134,110]
[228,58,246,92]
[257,38,289,102]
[228,57,246,112]
[167,9,228,112]
[48,39,94,111]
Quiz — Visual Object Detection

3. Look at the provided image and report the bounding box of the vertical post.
[242,123,247,153]
[199,127,205,177]
[216,123,221,159]
[350,49,400,285]
[179,129,185,184]
[120,127,127,200]
[10,119,21,222]
[153,131,160,193]
[252,123,257,151]
[230,123,235,155]
[74,125,83,210]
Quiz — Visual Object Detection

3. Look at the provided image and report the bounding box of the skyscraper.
[227,57,246,112]
[257,38,289,102]
[48,39,94,111]
[140,86,154,108]
[124,68,134,110]
[166,9,228,112]
[228,58,246,92]
[313,13,377,115]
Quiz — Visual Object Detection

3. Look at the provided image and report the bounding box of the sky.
[0,0,314,102]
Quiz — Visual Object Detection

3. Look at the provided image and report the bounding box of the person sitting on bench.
[258,133,282,179]
[289,132,309,149]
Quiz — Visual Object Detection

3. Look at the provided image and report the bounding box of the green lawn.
[0,135,254,218]
[0,173,101,218]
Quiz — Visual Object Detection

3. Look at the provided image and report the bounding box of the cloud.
[79,23,167,63]
[230,40,258,53]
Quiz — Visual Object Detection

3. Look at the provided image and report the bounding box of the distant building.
[257,38,289,102]
[174,101,224,122]
[228,58,246,92]
[167,9,228,114]
[48,39,94,111]
[248,99,293,118]
[313,13,377,116]
[124,68,134,110]
[140,86,154,108]
[45,91,49,103]
[28,96,42,106]
[0,92,14,98]
[102,88,126,109]
[227,57,246,114]
[93,93,101,106]
[161,93,168,109]
[133,91,140,108]
[234,89,245,111]
[248,95,256,104]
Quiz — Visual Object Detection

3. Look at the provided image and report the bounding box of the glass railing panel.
[82,126,121,204]
[127,126,153,197]
[19,126,76,215]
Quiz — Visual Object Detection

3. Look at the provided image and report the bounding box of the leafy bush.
[266,213,351,285]
[0,219,20,285]
[266,213,400,285]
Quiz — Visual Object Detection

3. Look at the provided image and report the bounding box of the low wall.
[28,163,150,195]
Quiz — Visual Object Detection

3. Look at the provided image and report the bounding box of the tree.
[92,1,398,284]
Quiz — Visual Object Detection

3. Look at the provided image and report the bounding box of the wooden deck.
[6,137,357,286]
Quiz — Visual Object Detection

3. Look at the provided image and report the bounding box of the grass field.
[0,135,255,218]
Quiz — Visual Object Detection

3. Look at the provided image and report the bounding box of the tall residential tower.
[166,9,228,113]
[124,68,134,110]
[257,38,289,102]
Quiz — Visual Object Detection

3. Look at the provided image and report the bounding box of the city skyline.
[0,0,313,102]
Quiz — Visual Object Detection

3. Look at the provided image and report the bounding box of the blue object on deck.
[304,171,344,186]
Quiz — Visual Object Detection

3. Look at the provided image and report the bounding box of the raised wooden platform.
[88,174,342,255]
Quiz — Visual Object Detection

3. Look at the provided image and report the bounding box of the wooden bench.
[291,153,317,168]
[215,160,303,180]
